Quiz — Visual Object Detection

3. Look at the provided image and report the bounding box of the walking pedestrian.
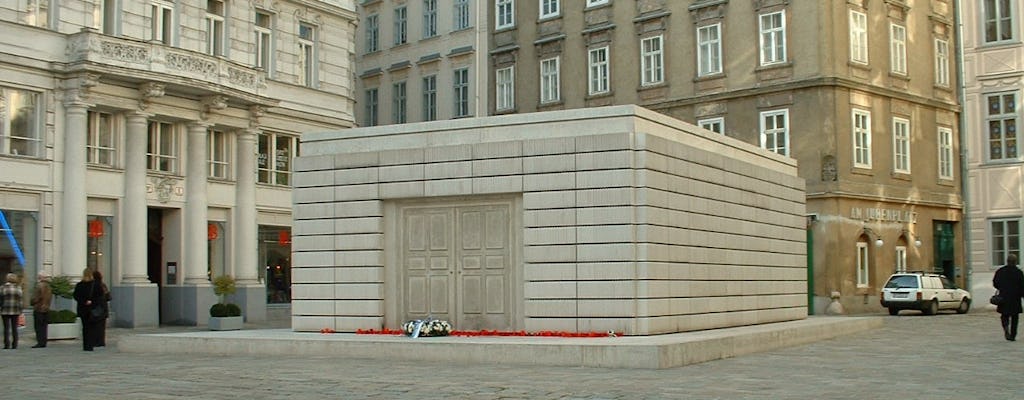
[1,273,23,349]
[30,273,52,348]
[73,268,104,351]
[993,254,1024,341]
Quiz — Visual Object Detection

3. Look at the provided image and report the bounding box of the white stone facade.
[0,1,356,327]
[293,106,807,335]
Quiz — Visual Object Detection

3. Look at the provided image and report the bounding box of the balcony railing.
[67,29,265,96]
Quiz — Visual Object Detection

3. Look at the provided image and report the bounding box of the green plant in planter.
[46,275,77,324]
[209,275,241,317]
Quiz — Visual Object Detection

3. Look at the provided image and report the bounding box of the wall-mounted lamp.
[863,227,884,248]
[903,229,922,248]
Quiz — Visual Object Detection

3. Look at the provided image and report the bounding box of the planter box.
[209,316,243,331]
[48,320,81,340]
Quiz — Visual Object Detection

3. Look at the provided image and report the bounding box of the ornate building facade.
[963,0,1024,295]
[0,0,356,327]
[486,0,963,313]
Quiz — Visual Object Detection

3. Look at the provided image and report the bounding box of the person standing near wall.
[30,273,52,348]
[73,268,104,351]
[1,273,23,349]
[993,254,1024,341]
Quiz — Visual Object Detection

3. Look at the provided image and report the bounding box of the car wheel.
[923,300,938,315]
[888,307,899,316]
[956,298,970,314]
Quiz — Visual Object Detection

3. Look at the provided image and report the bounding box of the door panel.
[400,202,511,330]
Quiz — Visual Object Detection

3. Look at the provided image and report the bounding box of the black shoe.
[31,344,45,348]
[83,348,93,351]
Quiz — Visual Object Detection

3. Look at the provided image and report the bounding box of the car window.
[940,276,956,289]
[926,277,940,289]
[885,275,918,289]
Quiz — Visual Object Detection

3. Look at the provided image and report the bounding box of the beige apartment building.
[355,0,489,126]
[962,0,1024,295]
[0,0,356,327]
[489,0,963,314]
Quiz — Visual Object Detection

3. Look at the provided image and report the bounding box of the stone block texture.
[293,105,807,335]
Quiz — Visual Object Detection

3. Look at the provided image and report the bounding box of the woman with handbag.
[993,254,1024,341]
[72,268,105,351]
[1,273,23,349]
[92,270,110,347]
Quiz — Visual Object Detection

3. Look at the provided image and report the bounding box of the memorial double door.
[401,202,512,330]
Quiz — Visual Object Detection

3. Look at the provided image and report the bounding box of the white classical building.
[962,1,1024,297]
[0,0,356,327]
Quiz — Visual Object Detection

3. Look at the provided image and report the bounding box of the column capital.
[200,95,229,121]
[248,105,266,128]
[138,82,166,111]
[60,73,101,107]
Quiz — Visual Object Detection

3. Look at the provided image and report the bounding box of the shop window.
[86,215,113,284]
[207,221,226,280]
[0,209,39,302]
[260,225,291,304]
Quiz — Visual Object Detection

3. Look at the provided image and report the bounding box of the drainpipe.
[807,217,815,315]
[953,0,971,292]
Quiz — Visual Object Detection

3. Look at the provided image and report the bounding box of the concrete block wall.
[292,105,807,335]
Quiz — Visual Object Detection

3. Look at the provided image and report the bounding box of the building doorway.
[934,221,956,280]
[397,200,514,331]
[147,208,164,323]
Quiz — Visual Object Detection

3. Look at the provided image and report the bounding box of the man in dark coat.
[993,254,1024,341]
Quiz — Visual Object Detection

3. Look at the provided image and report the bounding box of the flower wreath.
[402,318,452,337]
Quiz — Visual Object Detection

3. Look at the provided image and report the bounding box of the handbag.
[86,281,108,320]
[990,291,1004,306]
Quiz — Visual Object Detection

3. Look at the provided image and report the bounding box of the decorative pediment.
[689,0,728,23]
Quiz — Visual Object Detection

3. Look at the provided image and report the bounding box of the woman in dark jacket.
[73,268,105,351]
[993,254,1024,341]
[92,270,110,347]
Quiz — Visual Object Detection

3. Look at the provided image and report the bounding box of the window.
[893,118,910,173]
[698,117,724,134]
[298,23,316,87]
[759,11,786,65]
[423,0,437,38]
[146,121,176,173]
[895,246,907,273]
[697,24,722,76]
[208,129,229,179]
[938,127,954,179]
[496,66,515,111]
[364,88,378,127]
[205,0,226,56]
[255,11,273,70]
[890,24,907,75]
[102,0,118,35]
[260,225,292,303]
[150,1,174,43]
[540,57,560,103]
[207,220,226,279]
[28,0,50,28]
[454,0,470,30]
[849,10,868,64]
[392,81,407,124]
[257,132,298,186]
[587,0,608,7]
[984,0,1016,43]
[365,14,379,52]
[857,241,869,287]
[86,215,113,283]
[588,46,610,95]
[87,111,116,166]
[540,0,559,19]
[422,75,437,121]
[934,39,949,87]
[760,109,789,156]
[454,68,470,117]
[0,209,39,286]
[853,109,871,168]
[496,0,514,30]
[1,88,42,157]
[640,35,664,86]
[985,92,1018,161]
[393,7,407,45]
[992,219,1021,267]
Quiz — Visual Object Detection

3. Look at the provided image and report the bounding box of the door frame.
[383,195,523,330]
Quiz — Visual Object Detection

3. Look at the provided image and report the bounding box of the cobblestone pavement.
[3,310,1022,399]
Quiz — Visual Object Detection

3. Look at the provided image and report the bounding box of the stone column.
[113,111,160,328]
[184,122,211,284]
[61,102,89,279]
[234,128,266,321]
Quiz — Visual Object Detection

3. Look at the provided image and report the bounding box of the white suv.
[880,272,971,316]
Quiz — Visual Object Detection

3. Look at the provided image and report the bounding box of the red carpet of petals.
[353,328,620,337]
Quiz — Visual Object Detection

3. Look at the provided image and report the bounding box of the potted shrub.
[209,275,242,331]
[46,275,81,340]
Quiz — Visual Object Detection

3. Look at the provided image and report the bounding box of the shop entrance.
[934,221,957,280]
[147,208,164,324]
[398,201,514,331]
